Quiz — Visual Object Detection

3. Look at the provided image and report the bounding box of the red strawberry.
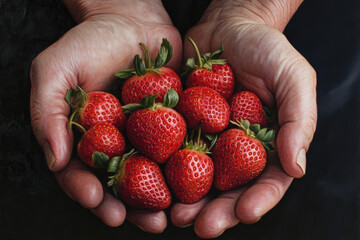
[66,86,126,131]
[77,122,126,168]
[184,37,234,100]
[116,38,182,104]
[230,91,268,128]
[165,130,215,204]
[107,150,171,210]
[176,86,230,134]
[212,119,275,191]
[123,89,187,164]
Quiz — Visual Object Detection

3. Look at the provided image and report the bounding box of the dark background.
[1,0,359,239]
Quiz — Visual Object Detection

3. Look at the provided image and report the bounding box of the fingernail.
[214,230,225,238]
[43,142,55,170]
[135,224,146,232]
[179,223,193,228]
[296,148,306,176]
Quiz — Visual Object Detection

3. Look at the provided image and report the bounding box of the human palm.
[171,5,317,238]
[30,0,317,236]
[30,1,182,232]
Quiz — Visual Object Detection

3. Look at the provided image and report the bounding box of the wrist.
[203,0,303,31]
[61,0,163,23]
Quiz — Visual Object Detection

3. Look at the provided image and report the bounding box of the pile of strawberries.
[66,38,275,210]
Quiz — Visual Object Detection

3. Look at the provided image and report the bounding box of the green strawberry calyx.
[230,118,276,151]
[66,86,87,109]
[65,86,87,133]
[183,37,226,76]
[106,149,138,197]
[115,38,173,79]
[184,126,218,154]
[92,151,111,168]
[122,89,179,113]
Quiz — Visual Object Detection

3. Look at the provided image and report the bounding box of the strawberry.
[77,122,126,168]
[123,89,187,164]
[176,86,230,134]
[66,86,126,131]
[212,119,275,191]
[107,150,171,210]
[183,37,234,100]
[116,38,182,104]
[165,129,215,204]
[230,91,268,128]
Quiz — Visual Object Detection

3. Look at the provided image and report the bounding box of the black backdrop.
[1,0,359,239]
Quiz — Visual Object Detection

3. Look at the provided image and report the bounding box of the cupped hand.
[171,0,317,238]
[30,0,182,232]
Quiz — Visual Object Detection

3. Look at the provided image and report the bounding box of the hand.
[171,0,317,238]
[30,0,182,232]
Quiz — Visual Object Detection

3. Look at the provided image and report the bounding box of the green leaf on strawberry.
[92,152,110,168]
[140,93,159,109]
[183,126,211,154]
[230,118,275,151]
[122,89,179,114]
[250,123,261,134]
[155,38,173,68]
[133,54,147,76]
[163,89,179,108]
[115,38,173,79]
[183,37,226,76]
[66,86,87,109]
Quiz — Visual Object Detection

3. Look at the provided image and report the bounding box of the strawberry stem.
[68,109,79,127]
[189,129,195,142]
[184,124,211,154]
[70,121,86,134]
[68,109,86,133]
[115,38,172,79]
[188,37,203,68]
[197,124,202,145]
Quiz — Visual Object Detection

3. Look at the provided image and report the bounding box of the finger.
[170,197,210,228]
[126,208,167,234]
[275,53,317,178]
[30,55,76,171]
[222,25,317,178]
[54,159,103,209]
[193,189,245,238]
[236,155,293,223]
[90,191,126,227]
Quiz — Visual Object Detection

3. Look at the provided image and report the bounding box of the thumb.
[274,40,317,178]
[30,55,75,171]
[222,25,317,178]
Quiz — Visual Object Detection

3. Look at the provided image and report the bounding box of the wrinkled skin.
[30,0,181,233]
[30,0,317,237]
[170,1,317,238]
